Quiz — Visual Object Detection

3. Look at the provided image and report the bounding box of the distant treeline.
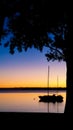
[0,87,66,91]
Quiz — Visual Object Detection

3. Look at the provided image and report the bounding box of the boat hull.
[39,94,63,103]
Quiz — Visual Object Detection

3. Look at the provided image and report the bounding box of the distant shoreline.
[0,87,66,92]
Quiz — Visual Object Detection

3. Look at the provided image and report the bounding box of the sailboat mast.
[57,75,59,97]
[48,66,49,112]
[57,76,59,88]
[47,66,49,95]
[48,66,49,88]
[57,75,59,113]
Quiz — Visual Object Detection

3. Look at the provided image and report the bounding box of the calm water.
[0,90,66,113]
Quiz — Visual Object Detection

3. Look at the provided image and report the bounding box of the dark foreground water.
[0,90,66,113]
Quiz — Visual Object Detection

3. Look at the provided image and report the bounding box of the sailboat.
[39,66,63,103]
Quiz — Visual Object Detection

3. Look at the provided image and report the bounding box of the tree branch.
[47,44,65,58]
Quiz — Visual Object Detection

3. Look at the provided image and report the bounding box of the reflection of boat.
[39,94,63,103]
[39,66,63,103]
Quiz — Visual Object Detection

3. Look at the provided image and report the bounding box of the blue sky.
[0,44,66,88]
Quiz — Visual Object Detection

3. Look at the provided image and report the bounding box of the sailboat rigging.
[39,66,63,103]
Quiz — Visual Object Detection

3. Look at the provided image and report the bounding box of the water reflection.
[0,90,66,113]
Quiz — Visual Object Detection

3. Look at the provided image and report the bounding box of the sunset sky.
[0,43,66,88]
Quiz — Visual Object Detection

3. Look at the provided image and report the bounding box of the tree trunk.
[64,60,73,113]
[64,23,73,113]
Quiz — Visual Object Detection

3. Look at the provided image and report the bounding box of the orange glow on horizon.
[0,63,66,88]
[0,80,66,88]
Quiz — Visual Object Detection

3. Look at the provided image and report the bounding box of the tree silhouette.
[0,0,72,113]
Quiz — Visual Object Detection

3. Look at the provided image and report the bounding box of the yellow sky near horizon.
[0,61,66,88]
